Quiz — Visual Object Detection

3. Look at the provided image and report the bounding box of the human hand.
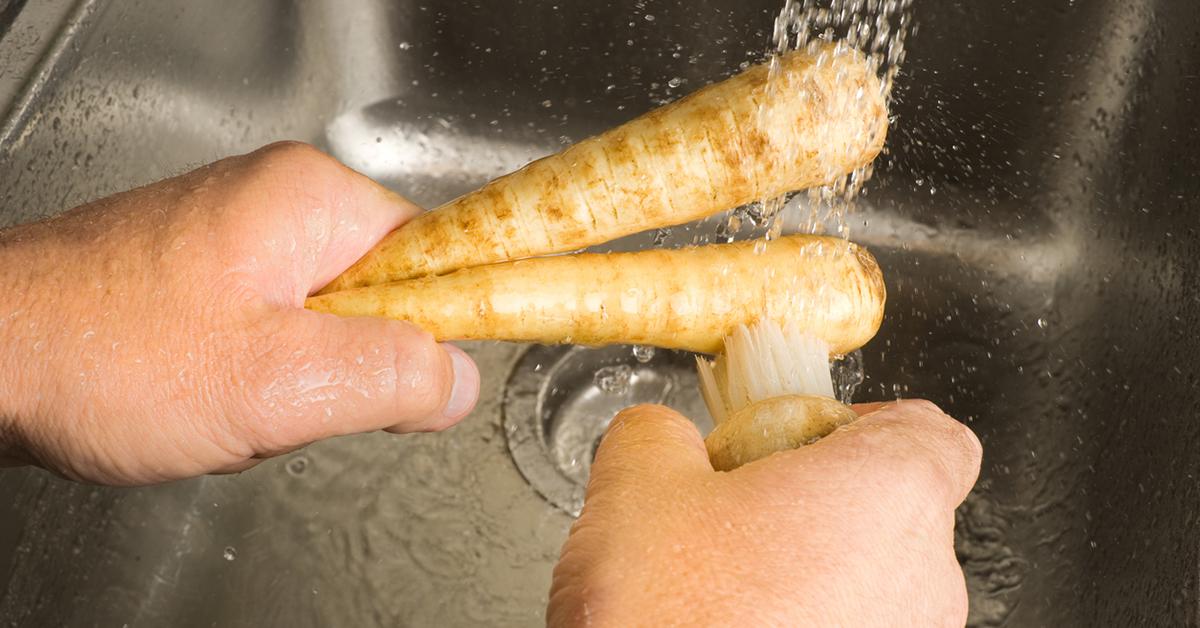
[0,142,479,485]
[549,399,981,627]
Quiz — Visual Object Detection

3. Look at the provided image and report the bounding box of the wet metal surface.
[1,1,1199,626]
[504,344,712,516]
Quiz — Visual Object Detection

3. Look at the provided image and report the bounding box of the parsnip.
[319,46,887,293]
[306,234,885,356]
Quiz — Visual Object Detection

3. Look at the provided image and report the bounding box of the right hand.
[549,399,981,627]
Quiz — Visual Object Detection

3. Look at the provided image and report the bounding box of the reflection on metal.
[0,0,1198,625]
[504,345,712,516]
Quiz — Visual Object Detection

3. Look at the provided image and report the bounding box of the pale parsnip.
[307,234,885,356]
[319,46,888,293]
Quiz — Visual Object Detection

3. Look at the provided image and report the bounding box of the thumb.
[238,309,480,453]
[589,405,712,490]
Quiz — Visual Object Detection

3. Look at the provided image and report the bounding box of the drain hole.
[504,345,713,516]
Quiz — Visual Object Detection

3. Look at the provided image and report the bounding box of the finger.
[816,399,982,509]
[237,142,424,293]
[590,405,713,486]
[241,309,479,451]
[382,343,479,435]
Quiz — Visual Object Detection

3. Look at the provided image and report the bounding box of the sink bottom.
[504,345,713,516]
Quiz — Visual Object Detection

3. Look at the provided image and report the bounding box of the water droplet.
[1036,318,1049,329]
[286,456,309,476]
[832,350,865,403]
[632,346,656,363]
[222,546,237,561]
[594,365,633,394]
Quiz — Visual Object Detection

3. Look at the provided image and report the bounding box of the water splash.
[757,0,914,241]
[770,0,913,99]
[593,365,634,395]
[832,349,865,403]
[632,345,656,363]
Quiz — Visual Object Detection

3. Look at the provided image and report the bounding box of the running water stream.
[754,0,914,402]
[761,0,912,240]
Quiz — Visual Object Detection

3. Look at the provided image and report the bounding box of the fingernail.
[443,345,480,419]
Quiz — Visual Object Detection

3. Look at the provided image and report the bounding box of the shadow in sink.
[2,0,1200,626]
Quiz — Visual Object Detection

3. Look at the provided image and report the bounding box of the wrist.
[0,226,41,467]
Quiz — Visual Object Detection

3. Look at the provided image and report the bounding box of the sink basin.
[2,0,1199,625]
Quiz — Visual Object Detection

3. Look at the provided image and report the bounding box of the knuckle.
[850,424,957,509]
[902,398,945,422]
[949,419,983,461]
[895,399,982,469]
[895,447,970,511]
[390,327,452,418]
[248,141,347,197]
[902,398,944,418]
[256,140,328,167]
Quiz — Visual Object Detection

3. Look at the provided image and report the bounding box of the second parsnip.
[307,235,885,357]
[320,46,887,293]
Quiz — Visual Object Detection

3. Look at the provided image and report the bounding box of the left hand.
[0,142,479,485]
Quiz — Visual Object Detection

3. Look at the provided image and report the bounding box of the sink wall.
[2,1,1199,625]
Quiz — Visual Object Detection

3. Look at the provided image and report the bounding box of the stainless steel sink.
[2,0,1198,625]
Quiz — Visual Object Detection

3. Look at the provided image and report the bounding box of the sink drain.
[504,345,713,516]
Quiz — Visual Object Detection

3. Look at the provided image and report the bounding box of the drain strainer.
[503,344,713,516]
